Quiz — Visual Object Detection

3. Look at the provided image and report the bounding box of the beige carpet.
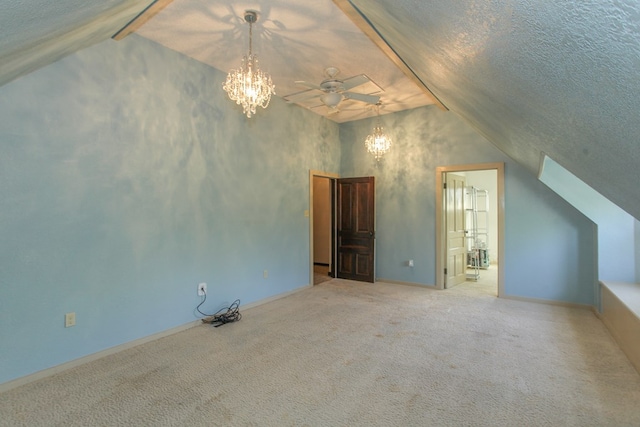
[2,279,640,426]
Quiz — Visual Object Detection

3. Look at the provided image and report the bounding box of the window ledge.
[600,282,640,319]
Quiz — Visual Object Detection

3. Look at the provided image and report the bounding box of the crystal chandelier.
[365,104,392,161]
[223,11,275,118]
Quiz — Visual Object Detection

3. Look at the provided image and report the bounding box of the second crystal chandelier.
[365,103,392,161]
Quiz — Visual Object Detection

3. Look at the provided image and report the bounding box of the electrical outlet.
[198,282,207,296]
[408,259,414,267]
[263,270,268,279]
[65,312,76,328]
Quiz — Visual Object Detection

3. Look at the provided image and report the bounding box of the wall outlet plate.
[198,283,207,296]
[65,312,76,328]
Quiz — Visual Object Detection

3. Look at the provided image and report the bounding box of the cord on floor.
[197,294,241,327]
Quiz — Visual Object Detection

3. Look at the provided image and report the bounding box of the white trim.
[0,320,199,393]
[376,278,437,289]
[241,284,313,311]
[500,294,593,310]
[0,284,313,393]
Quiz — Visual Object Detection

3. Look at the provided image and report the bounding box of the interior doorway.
[310,170,339,285]
[435,163,504,297]
[309,170,377,285]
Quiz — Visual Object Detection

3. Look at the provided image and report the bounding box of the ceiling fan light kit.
[321,91,343,108]
[283,67,381,116]
[223,10,275,118]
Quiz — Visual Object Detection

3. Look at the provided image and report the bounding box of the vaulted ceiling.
[1,0,640,220]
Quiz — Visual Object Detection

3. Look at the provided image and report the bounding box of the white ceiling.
[135,0,437,123]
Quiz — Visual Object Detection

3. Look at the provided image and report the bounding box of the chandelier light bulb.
[365,125,392,161]
[365,104,392,160]
[223,11,275,118]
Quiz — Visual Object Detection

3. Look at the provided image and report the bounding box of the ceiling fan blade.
[341,74,370,91]
[295,80,323,91]
[343,92,380,104]
[282,89,318,103]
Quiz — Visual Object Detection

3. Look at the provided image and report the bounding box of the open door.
[445,173,467,288]
[336,177,375,283]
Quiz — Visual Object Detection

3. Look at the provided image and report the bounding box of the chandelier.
[365,103,392,161]
[223,10,275,118]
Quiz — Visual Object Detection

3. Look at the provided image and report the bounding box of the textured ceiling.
[0,0,150,87]
[135,0,437,122]
[1,0,640,220]
[349,0,640,220]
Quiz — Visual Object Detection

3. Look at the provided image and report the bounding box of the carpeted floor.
[2,278,640,426]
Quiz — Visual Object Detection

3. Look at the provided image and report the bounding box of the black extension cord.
[197,294,241,327]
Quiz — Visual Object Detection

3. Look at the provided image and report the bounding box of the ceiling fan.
[284,67,381,113]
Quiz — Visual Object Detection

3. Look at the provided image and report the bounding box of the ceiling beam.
[333,0,448,111]
[112,0,174,41]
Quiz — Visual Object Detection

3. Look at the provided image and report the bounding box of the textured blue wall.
[0,35,339,384]
[340,107,596,304]
[0,34,597,386]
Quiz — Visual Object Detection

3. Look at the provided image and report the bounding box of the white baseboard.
[241,284,313,311]
[501,294,593,310]
[376,278,437,289]
[0,320,200,393]
[0,284,313,393]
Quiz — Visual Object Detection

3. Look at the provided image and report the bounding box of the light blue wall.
[0,34,600,386]
[0,35,340,384]
[539,155,636,284]
[339,107,596,304]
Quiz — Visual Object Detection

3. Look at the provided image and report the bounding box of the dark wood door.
[337,177,375,282]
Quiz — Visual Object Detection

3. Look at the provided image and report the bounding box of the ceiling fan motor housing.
[320,79,344,92]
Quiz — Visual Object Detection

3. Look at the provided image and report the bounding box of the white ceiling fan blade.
[344,92,380,104]
[282,89,318,103]
[341,74,370,91]
[295,80,323,91]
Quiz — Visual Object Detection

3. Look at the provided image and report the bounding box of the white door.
[445,173,467,288]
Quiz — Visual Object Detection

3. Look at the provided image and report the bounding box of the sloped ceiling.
[348,0,640,221]
[0,0,150,87]
[1,0,640,220]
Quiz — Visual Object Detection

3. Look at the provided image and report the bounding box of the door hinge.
[444,268,447,275]
[443,182,447,189]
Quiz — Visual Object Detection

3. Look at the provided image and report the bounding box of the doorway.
[310,170,338,286]
[309,170,377,285]
[435,163,504,297]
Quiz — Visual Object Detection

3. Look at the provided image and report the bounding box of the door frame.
[309,169,339,286]
[435,162,505,296]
